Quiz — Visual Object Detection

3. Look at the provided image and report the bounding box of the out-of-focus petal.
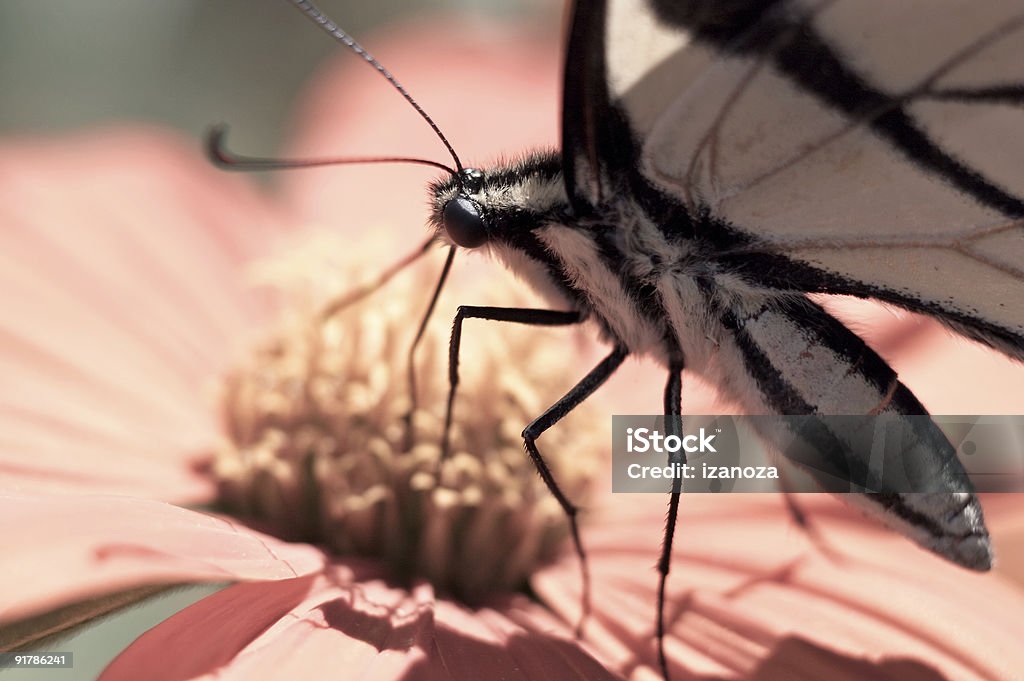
[892,324,1024,415]
[0,493,325,624]
[0,128,288,502]
[533,493,1024,680]
[102,561,621,681]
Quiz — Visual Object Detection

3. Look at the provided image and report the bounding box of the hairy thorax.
[427,153,774,371]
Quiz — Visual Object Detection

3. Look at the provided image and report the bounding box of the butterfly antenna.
[289,0,465,177]
[207,124,457,176]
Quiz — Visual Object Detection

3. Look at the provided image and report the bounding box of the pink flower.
[2,15,1023,681]
[0,124,617,679]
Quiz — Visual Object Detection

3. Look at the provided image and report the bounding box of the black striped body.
[430,153,992,570]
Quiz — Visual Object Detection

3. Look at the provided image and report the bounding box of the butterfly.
[211,0,1024,676]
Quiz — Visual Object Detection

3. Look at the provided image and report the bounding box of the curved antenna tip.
[201,121,457,176]
[205,124,233,168]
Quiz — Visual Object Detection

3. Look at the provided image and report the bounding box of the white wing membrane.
[607,0,1024,350]
[603,1,712,137]
[814,0,1024,92]
[909,99,1024,213]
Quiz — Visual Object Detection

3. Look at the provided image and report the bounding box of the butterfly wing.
[561,0,1021,567]
[566,0,1024,358]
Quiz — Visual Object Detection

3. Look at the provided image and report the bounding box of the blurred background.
[0,1,551,150]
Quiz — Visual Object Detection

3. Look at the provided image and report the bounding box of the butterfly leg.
[404,246,456,448]
[319,236,435,322]
[656,359,684,681]
[441,304,587,595]
[521,344,629,635]
[441,305,584,459]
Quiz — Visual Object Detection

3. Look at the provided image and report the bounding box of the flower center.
[212,240,598,604]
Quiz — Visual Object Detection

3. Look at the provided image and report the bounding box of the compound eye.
[442,197,488,248]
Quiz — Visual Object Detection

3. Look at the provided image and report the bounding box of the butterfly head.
[436,167,490,249]
[429,152,565,254]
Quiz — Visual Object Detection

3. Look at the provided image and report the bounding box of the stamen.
[212,236,600,603]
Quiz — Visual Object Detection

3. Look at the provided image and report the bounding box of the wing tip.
[947,532,994,572]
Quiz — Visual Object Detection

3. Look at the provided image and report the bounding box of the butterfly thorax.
[429,151,740,366]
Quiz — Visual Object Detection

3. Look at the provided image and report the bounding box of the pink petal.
[0,128,288,501]
[98,576,318,681]
[101,561,620,681]
[533,493,1024,680]
[0,493,325,624]
[892,326,1024,414]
